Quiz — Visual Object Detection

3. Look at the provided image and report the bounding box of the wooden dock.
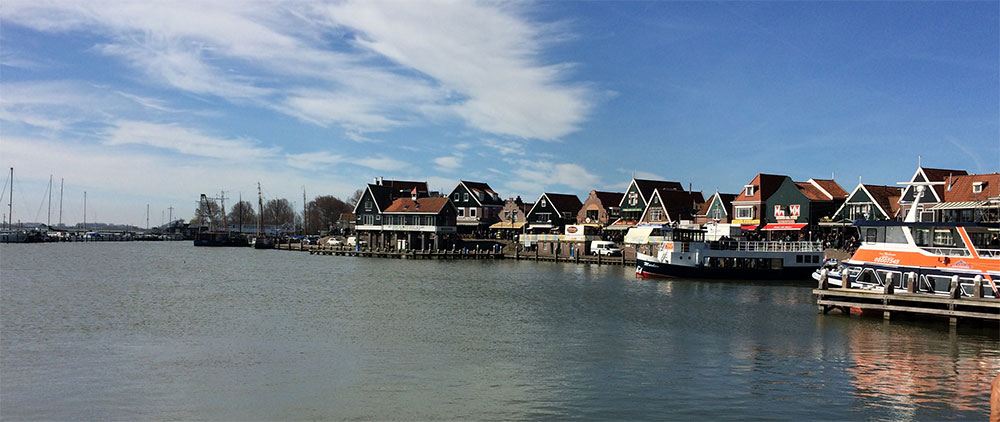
[814,281,999,326]
[280,243,637,266]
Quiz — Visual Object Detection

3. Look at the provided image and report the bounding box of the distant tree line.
[190,189,364,234]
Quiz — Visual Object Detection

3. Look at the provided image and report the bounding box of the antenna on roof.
[918,155,922,168]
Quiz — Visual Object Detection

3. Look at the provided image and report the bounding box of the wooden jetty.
[814,274,999,326]
[280,242,637,266]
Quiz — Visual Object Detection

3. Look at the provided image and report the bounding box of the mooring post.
[884,273,894,295]
[842,271,851,289]
[950,275,961,299]
[973,275,984,298]
[907,272,917,293]
[818,268,829,290]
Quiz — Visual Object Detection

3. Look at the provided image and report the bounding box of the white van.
[590,240,622,256]
[347,236,367,247]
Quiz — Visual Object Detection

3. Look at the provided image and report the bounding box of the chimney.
[379,176,384,186]
[373,177,378,185]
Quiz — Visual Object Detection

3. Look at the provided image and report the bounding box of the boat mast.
[257,182,264,236]
[59,178,64,226]
[238,192,243,234]
[7,168,12,231]
[303,187,307,235]
[219,191,228,232]
[47,175,52,226]
[83,191,87,231]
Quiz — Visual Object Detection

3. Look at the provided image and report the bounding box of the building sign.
[774,205,785,217]
[628,192,639,207]
[790,204,801,218]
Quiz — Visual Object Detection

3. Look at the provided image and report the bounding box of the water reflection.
[845,323,999,417]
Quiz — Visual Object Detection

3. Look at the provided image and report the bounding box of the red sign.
[567,226,578,234]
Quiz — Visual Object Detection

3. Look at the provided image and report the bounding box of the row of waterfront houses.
[345,167,1000,250]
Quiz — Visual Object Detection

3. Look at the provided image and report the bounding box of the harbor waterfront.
[2,242,998,420]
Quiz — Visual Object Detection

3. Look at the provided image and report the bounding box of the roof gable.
[457,180,503,206]
[383,197,452,214]
[698,192,736,217]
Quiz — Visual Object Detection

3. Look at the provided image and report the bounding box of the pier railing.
[709,241,823,253]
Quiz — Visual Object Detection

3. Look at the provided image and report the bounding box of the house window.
[735,206,753,219]
[586,210,599,221]
[536,212,551,222]
[973,182,984,194]
[744,185,755,196]
[650,209,663,221]
[457,208,465,217]
[426,216,435,226]
[504,211,511,220]
[712,209,721,220]
[470,208,477,218]
[463,193,469,202]
[365,200,372,211]
[540,198,547,208]
[562,212,572,219]
[453,193,460,200]
[511,211,518,220]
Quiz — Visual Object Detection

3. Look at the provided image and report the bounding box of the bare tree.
[307,195,352,233]
[262,198,295,229]
[227,200,256,230]
[347,189,364,207]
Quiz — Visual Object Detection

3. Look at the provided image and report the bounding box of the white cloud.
[483,138,525,156]
[103,121,279,161]
[506,159,600,194]
[286,151,344,170]
[433,154,463,171]
[354,155,408,172]
[2,1,594,140]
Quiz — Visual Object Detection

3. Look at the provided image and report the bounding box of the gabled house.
[381,192,458,249]
[448,180,504,233]
[695,191,737,225]
[761,177,847,236]
[577,190,624,226]
[930,173,1000,222]
[615,178,684,227]
[638,188,704,225]
[897,167,968,221]
[730,173,788,229]
[491,196,533,239]
[352,178,443,248]
[524,193,583,234]
[831,184,901,222]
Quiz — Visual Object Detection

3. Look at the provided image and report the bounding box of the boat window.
[885,226,907,244]
[912,227,930,247]
[967,230,1000,250]
[933,228,959,248]
[796,255,803,263]
[865,228,878,243]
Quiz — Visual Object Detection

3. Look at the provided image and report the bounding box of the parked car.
[590,240,622,256]
[347,236,367,247]
[326,237,343,246]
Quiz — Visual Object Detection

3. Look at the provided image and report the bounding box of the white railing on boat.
[920,247,971,257]
[709,241,823,253]
[975,248,1000,258]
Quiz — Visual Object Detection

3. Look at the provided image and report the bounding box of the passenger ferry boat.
[634,227,824,280]
[812,183,1000,298]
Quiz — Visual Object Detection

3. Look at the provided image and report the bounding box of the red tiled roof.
[862,185,902,218]
[383,197,451,214]
[810,179,848,199]
[795,182,828,201]
[733,173,787,203]
[943,173,1000,202]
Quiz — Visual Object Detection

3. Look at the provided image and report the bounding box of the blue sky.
[1,1,997,226]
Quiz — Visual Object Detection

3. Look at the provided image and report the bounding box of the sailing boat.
[1,167,29,243]
[193,192,248,247]
[251,182,274,249]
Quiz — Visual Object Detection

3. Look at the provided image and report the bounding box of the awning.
[489,221,526,229]
[740,224,759,230]
[762,223,807,231]
[624,227,656,244]
[927,201,989,210]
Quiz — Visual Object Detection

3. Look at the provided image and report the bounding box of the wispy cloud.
[433,154,463,172]
[2,1,593,140]
[506,159,600,194]
[103,121,279,161]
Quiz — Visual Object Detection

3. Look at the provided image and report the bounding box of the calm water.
[1,242,997,421]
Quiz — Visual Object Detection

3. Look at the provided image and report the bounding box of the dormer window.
[744,185,756,196]
[973,182,984,194]
[540,198,547,208]
[463,193,469,202]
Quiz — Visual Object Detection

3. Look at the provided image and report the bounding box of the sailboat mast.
[47,175,52,226]
[7,168,12,231]
[303,187,307,235]
[238,192,243,233]
[257,183,263,236]
[59,178,64,226]
[83,191,87,231]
